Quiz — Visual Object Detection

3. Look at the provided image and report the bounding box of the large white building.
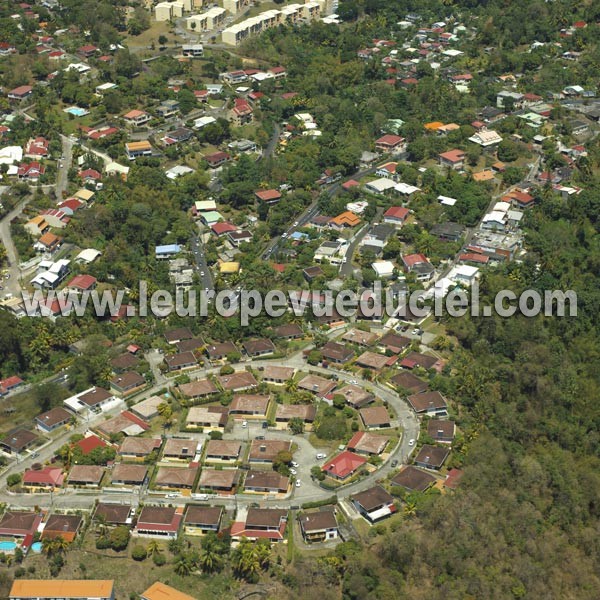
[186,7,226,31]
[221,1,326,46]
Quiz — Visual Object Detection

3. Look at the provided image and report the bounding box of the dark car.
[255,435,265,440]
[262,421,268,429]
[391,460,398,468]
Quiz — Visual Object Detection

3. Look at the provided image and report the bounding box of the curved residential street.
[0,348,419,512]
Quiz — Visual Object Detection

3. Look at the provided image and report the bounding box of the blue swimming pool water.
[0,541,16,551]
[31,542,42,553]
[65,107,88,116]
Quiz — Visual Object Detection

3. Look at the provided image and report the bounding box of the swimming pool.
[0,541,16,551]
[64,107,89,117]
[31,542,42,553]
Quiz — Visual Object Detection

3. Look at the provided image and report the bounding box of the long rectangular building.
[10,580,114,600]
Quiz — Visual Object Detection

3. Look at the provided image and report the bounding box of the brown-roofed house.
[230,508,288,541]
[155,466,199,489]
[162,438,200,461]
[355,351,391,370]
[165,352,197,372]
[0,511,39,537]
[320,342,354,364]
[242,338,276,357]
[205,440,242,461]
[186,406,228,430]
[347,431,389,455]
[298,509,339,543]
[271,324,303,339]
[262,365,295,384]
[175,337,205,353]
[111,464,148,486]
[183,506,223,535]
[351,485,396,522]
[229,394,270,418]
[413,444,450,470]
[110,371,145,396]
[118,437,162,460]
[407,391,448,416]
[217,371,258,392]
[68,465,105,487]
[197,468,240,493]
[110,353,139,372]
[130,396,163,421]
[178,378,218,399]
[94,503,132,525]
[35,407,71,432]
[298,374,337,397]
[342,329,379,346]
[249,439,292,463]
[390,372,429,394]
[359,406,391,429]
[77,387,113,409]
[244,470,289,493]
[134,506,182,538]
[205,341,237,360]
[164,327,194,344]
[401,351,443,372]
[0,428,39,454]
[427,420,455,443]
[335,384,375,408]
[42,514,83,542]
[379,332,412,353]
[275,404,316,425]
[391,465,437,492]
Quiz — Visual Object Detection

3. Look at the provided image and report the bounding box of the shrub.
[153,552,166,566]
[132,545,147,561]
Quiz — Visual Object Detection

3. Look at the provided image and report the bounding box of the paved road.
[56,135,74,200]
[0,198,31,298]
[190,234,213,291]
[0,349,419,511]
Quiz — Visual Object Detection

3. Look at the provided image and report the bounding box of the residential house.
[391,465,437,492]
[35,407,71,432]
[248,439,292,464]
[22,467,65,491]
[217,371,258,392]
[186,406,228,430]
[230,98,253,126]
[375,134,406,153]
[383,206,409,227]
[134,506,182,538]
[118,437,162,461]
[94,503,132,526]
[262,365,296,384]
[67,465,104,488]
[204,440,242,462]
[321,342,354,365]
[427,419,455,443]
[351,486,396,522]
[110,464,148,487]
[125,141,152,160]
[347,431,389,456]
[242,338,276,357]
[230,508,288,542]
[298,509,339,543]
[0,428,39,455]
[154,466,199,490]
[274,404,316,428]
[321,451,367,481]
[413,444,450,470]
[161,438,200,462]
[390,371,428,394]
[196,468,238,495]
[359,406,391,429]
[407,391,448,416]
[438,149,465,170]
[229,394,270,419]
[244,470,289,494]
[9,581,114,600]
[165,352,197,372]
[109,371,145,396]
[183,506,222,536]
[178,379,219,400]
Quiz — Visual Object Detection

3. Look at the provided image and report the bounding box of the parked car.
[408,439,415,446]
[391,460,398,467]
[316,453,326,460]
[295,480,301,487]
[241,421,248,428]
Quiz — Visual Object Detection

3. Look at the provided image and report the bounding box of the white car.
[412,328,420,335]
[290,469,297,475]
[316,453,326,460]
[241,421,248,428]
[408,439,415,446]
[291,461,299,468]
[295,480,301,487]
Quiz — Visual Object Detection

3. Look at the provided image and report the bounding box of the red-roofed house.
[58,198,85,214]
[8,85,33,100]
[230,98,253,126]
[204,151,230,168]
[439,149,465,170]
[211,221,238,236]
[23,467,64,490]
[255,189,281,204]
[64,274,97,292]
[269,66,287,78]
[383,206,409,227]
[75,434,107,455]
[17,162,45,180]
[342,179,360,191]
[375,134,406,153]
[0,376,24,393]
[78,44,98,57]
[79,168,102,182]
[25,137,49,158]
[321,451,367,481]
[123,110,150,126]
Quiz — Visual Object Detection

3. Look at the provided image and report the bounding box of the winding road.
[0,345,419,512]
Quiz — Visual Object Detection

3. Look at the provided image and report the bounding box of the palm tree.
[41,537,55,555]
[199,545,222,573]
[95,515,108,538]
[52,536,70,554]
[231,539,260,580]
[174,555,192,577]
[146,539,161,558]
[403,501,417,518]
[254,541,271,569]
[285,379,298,394]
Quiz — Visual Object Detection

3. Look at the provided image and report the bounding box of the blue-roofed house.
[290,231,309,241]
[155,244,182,259]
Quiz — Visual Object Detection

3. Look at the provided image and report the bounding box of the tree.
[131,545,147,561]
[7,474,21,487]
[109,526,130,552]
[146,539,161,558]
[289,417,305,434]
[158,35,168,48]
